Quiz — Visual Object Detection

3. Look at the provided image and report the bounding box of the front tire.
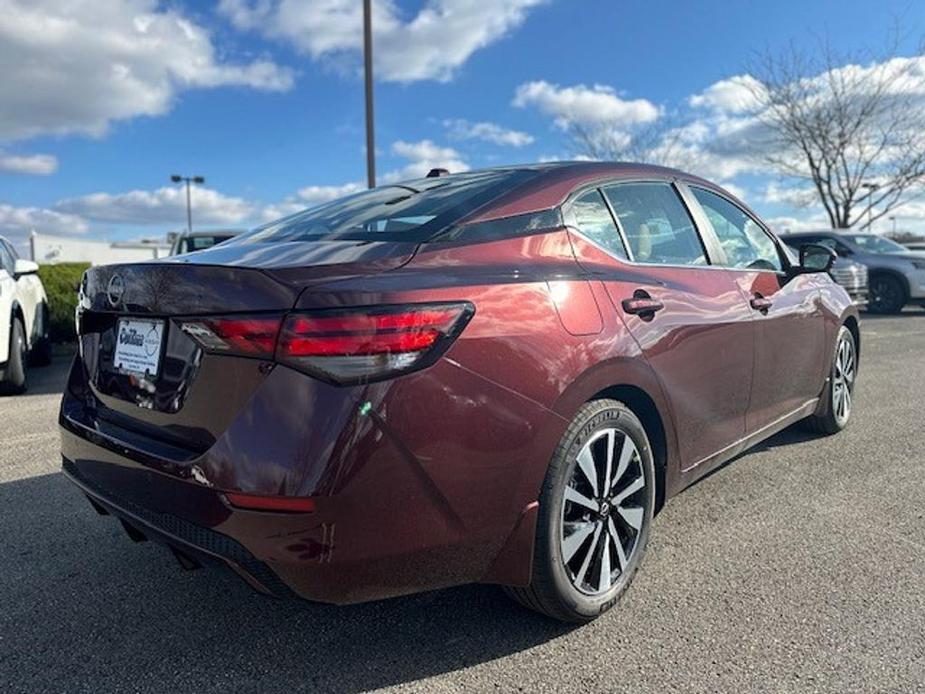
[506,399,655,622]
[0,318,28,395]
[868,274,905,314]
[807,325,856,435]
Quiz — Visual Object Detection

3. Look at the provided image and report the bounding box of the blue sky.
[1,0,923,250]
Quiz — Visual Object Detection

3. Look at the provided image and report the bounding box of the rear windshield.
[235,169,539,243]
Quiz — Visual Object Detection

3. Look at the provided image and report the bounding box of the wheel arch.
[843,314,860,362]
[589,384,669,514]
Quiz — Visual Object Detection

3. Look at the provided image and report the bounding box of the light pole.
[889,216,897,237]
[363,0,375,188]
[170,175,205,234]
[861,182,879,231]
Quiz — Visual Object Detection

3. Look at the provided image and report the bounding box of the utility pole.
[170,174,205,234]
[861,182,879,231]
[363,0,376,189]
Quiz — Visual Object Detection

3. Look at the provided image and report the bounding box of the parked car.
[60,163,859,623]
[169,229,242,256]
[781,239,868,306]
[903,240,925,252]
[0,236,51,393]
[782,230,925,313]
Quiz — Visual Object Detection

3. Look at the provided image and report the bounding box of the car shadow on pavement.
[0,354,72,398]
[0,472,574,693]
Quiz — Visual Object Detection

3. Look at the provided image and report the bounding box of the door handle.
[750,295,773,312]
[622,294,665,316]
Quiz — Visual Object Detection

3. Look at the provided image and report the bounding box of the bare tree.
[569,118,695,169]
[748,37,925,229]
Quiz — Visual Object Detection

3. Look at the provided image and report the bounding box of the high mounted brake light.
[277,302,474,384]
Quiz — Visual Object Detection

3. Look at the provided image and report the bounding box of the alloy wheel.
[560,427,648,595]
[832,332,856,426]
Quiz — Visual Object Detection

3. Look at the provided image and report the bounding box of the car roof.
[457,161,732,224]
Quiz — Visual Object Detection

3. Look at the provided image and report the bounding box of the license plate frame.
[113,317,165,378]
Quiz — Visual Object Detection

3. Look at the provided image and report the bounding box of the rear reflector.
[225,492,316,513]
[278,302,473,384]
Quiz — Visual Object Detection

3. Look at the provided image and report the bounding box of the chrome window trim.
[562,176,726,271]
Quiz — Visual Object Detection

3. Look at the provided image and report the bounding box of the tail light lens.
[179,315,281,358]
[177,303,473,385]
[278,302,474,384]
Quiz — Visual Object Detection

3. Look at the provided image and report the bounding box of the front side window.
[691,187,782,272]
[0,243,13,275]
[602,183,707,265]
[569,189,628,260]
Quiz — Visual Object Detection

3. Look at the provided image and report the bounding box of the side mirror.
[799,243,836,273]
[13,258,39,278]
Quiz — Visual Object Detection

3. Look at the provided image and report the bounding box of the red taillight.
[179,315,281,357]
[177,303,473,384]
[278,302,473,384]
[224,491,316,513]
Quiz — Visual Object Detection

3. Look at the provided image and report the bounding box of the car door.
[684,185,826,433]
[567,181,755,472]
[0,243,16,363]
[3,241,40,343]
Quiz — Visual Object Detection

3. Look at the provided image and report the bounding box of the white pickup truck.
[0,237,51,393]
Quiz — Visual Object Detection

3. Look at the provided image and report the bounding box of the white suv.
[0,237,51,393]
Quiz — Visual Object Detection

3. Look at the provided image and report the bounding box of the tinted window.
[236,169,538,244]
[570,189,628,259]
[691,188,782,272]
[0,243,13,275]
[844,234,908,254]
[602,183,707,265]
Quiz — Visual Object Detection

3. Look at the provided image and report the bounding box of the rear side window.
[602,183,707,265]
[569,189,628,260]
[690,188,782,272]
[236,169,538,244]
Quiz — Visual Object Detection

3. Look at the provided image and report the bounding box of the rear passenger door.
[685,185,826,432]
[567,181,754,472]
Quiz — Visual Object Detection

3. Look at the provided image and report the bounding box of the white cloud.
[688,75,763,114]
[0,203,88,237]
[443,118,533,147]
[259,181,365,222]
[0,152,58,175]
[218,0,546,83]
[0,0,294,141]
[55,186,255,226]
[296,182,365,204]
[513,81,661,129]
[383,139,469,182]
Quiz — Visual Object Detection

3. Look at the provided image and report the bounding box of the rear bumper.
[62,457,294,598]
[59,350,563,603]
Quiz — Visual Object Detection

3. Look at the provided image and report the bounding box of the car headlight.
[911,259,925,270]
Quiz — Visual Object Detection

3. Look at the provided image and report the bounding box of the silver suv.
[783,231,925,314]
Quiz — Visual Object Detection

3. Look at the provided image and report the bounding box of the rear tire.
[868,274,905,314]
[806,325,856,435]
[0,318,28,395]
[505,399,655,622]
[29,304,52,367]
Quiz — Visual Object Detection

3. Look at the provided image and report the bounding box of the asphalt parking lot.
[1,313,923,694]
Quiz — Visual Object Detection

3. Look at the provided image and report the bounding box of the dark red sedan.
[61,163,859,622]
